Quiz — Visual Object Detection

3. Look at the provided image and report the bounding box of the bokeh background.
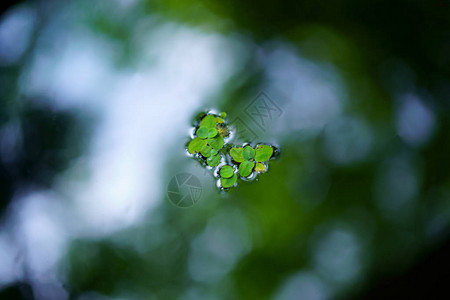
[1,0,450,299]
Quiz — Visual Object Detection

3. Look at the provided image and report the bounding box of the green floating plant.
[230,145,274,178]
[186,111,278,189]
[219,165,237,188]
[187,113,227,167]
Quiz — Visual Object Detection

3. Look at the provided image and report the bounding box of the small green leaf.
[210,149,218,156]
[220,112,227,118]
[239,161,255,177]
[200,115,216,129]
[188,137,206,154]
[230,147,245,162]
[254,162,266,172]
[207,154,220,167]
[196,127,209,139]
[200,145,213,157]
[220,165,234,178]
[216,117,224,124]
[208,128,218,138]
[221,173,237,188]
[255,145,274,162]
[208,135,224,150]
[243,146,255,160]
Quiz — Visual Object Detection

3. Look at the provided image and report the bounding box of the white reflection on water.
[273,271,329,300]
[0,4,36,66]
[0,232,18,286]
[396,93,435,147]
[22,30,118,108]
[188,209,251,283]
[20,19,238,235]
[312,227,361,285]
[8,191,69,298]
[264,45,345,136]
[322,116,373,165]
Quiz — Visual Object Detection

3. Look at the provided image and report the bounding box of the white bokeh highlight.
[0,5,36,65]
[396,93,435,147]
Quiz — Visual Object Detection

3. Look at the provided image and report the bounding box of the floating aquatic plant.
[186,111,278,189]
[230,144,274,178]
[219,165,237,188]
[187,113,227,167]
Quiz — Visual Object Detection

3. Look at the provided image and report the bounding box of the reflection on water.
[188,209,251,283]
[264,45,344,135]
[312,227,361,285]
[375,154,419,214]
[0,4,35,66]
[0,0,449,299]
[1,0,240,295]
[396,93,435,147]
[322,116,373,165]
[274,271,329,300]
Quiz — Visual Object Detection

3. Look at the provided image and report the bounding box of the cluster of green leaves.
[219,165,237,188]
[187,113,227,167]
[229,145,273,177]
[216,144,274,189]
[187,111,277,189]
